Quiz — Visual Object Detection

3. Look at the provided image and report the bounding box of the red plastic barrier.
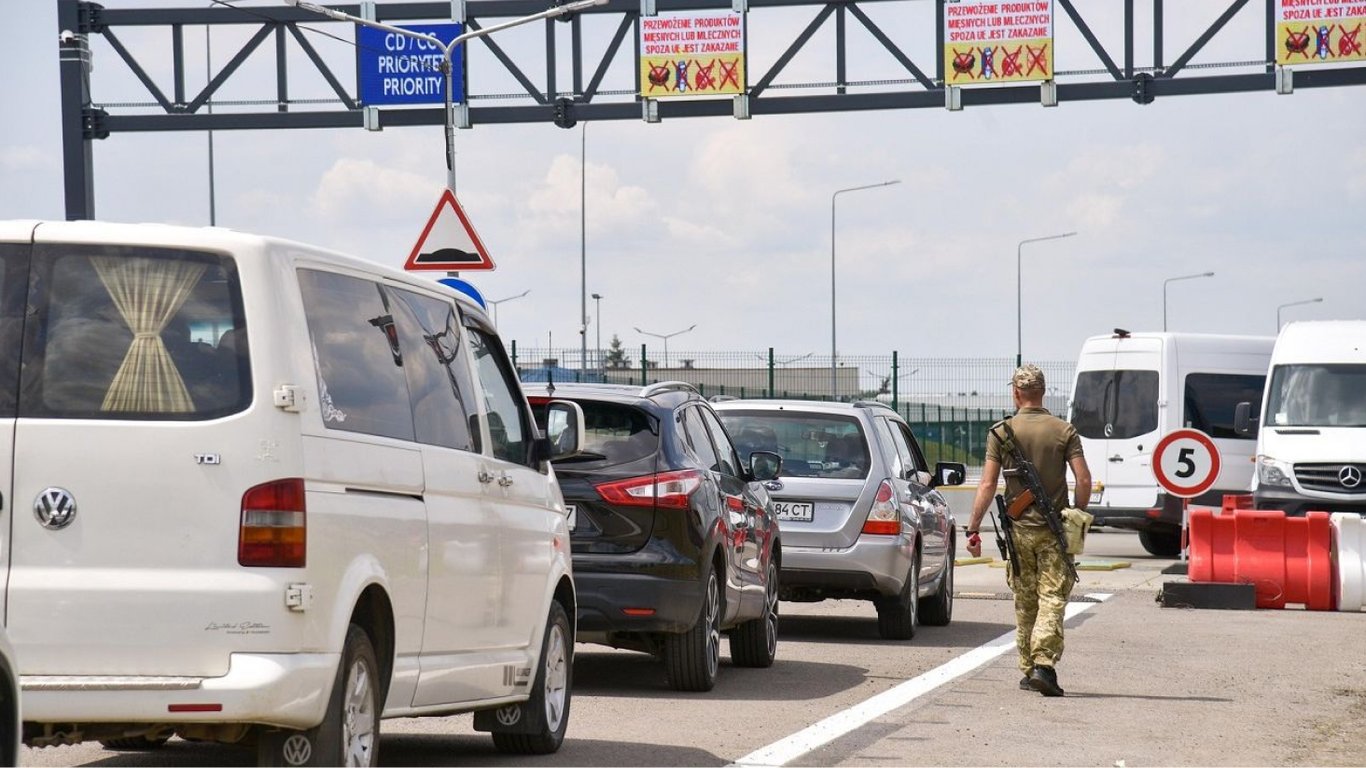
[1222,494,1254,513]
[1188,508,1334,610]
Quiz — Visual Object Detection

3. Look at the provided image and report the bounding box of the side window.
[699,406,740,477]
[1184,373,1266,440]
[895,420,930,473]
[388,288,477,451]
[466,326,532,466]
[877,419,910,478]
[680,406,721,473]
[298,269,415,442]
[0,244,31,418]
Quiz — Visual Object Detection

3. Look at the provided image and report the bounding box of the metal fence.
[511,343,1075,467]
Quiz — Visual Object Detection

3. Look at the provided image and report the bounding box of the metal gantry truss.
[57,0,1366,219]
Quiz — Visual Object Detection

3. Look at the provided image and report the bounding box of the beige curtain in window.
[93,256,207,413]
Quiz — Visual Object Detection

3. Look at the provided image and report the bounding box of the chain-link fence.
[511,343,1075,467]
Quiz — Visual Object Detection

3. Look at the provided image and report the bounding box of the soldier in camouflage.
[965,365,1092,697]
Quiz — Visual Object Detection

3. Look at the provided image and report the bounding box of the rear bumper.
[574,571,705,635]
[779,535,912,599]
[1092,490,1233,531]
[21,652,337,730]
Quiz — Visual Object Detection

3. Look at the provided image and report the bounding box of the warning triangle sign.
[403,188,496,271]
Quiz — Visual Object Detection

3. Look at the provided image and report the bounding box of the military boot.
[1028,665,1064,697]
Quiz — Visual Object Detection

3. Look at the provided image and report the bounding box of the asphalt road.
[21,530,1366,767]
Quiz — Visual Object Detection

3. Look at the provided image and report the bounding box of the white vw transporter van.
[0,220,583,765]
[1236,321,1366,517]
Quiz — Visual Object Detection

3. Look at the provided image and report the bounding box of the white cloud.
[310,158,445,224]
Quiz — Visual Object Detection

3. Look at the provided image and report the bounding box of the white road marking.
[732,593,1113,767]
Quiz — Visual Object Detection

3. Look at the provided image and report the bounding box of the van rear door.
[0,227,34,621]
[1071,337,1162,512]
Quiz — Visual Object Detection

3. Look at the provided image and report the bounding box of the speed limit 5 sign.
[1152,429,1222,499]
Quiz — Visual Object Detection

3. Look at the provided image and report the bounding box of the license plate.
[774,501,814,522]
[1090,485,1104,504]
[566,504,577,531]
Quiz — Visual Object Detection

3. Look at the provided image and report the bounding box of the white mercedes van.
[0,220,582,765]
[1236,320,1366,517]
[1069,330,1273,555]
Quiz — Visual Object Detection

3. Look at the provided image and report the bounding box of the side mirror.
[1233,401,1257,437]
[544,399,586,460]
[930,461,967,489]
[748,450,783,482]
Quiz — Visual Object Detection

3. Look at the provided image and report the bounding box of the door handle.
[1109,455,1124,463]
[497,473,514,488]
[478,469,496,484]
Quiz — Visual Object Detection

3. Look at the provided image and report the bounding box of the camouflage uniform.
[986,403,1084,675]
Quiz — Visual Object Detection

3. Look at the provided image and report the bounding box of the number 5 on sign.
[1152,429,1222,499]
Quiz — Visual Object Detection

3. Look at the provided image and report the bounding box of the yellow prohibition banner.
[1276,0,1366,65]
[943,0,1055,84]
[639,10,746,98]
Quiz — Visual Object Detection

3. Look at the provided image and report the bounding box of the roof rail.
[852,400,894,410]
[709,394,739,403]
[640,381,700,398]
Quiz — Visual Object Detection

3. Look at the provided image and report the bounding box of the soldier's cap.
[1010,365,1046,391]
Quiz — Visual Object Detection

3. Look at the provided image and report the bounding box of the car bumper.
[779,534,914,599]
[21,652,337,730]
[574,571,705,635]
[1254,488,1366,517]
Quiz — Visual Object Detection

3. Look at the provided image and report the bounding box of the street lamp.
[488,289,529,326]
[635,324,696,370]
[591,292,603,375]
[580,122,588,375]
[1017,231,1076,367]
[1277,297,1323,330]
[287,0,605,193]
[1162,271,1214,332]
[832,180,900,399]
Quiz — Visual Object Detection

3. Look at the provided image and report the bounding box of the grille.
[1295,463,1366,493]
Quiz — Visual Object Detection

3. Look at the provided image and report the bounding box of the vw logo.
[1340,465,1363,490]
[281,733,313,766]
[495,704,522,727]
[34,488,77,530]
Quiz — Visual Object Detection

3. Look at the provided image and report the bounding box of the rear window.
[20,245,251,420]
[717,411,868,479]
[1070,370,1159,440]
[530,398,658,467]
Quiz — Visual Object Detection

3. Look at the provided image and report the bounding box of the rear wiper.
[552,451,610,463]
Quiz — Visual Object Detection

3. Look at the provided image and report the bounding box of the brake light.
[239,478,306,567]
[862,479,900,535]
[596,469,702,510]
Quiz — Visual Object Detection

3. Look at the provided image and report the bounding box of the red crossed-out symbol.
[1025,43,1050,77]
[718,58,741,90]
[1339,24,1363,57]
[646,60,670,91]
[694,60,718,91]
[1000,46,1024,77]
[1285,27,1312,57]
[950,47,977,80]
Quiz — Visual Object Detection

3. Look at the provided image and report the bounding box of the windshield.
[1266,364,1366,427]
[717,411,868,479]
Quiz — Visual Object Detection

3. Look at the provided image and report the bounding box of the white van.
[1069,331,1274,555]
[0,220,583,765]
[1236,321,1366,516]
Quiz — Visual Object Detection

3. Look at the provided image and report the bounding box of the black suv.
[525,382,781,692]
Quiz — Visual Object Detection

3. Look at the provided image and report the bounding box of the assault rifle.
[989,420,1080,583]
[992,494,1019,577]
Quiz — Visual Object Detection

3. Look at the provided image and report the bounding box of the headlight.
[1257,456,1293,488]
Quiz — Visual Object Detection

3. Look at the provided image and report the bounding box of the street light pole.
[634,324,696,370]
[591,292,603,375]
[580,122,588,377]
[1162,271,1214,332]
[488,289,529,326]
[287,0,605,193]
[1016,231,1076,368]
[1277,297,1323,330]
[831,180,900,400]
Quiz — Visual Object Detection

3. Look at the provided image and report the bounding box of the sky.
[2,0,1363,375]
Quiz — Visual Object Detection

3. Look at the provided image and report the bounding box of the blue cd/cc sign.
[356,23,464,107]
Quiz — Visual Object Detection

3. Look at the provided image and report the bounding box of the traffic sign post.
[1152,428,1223,562]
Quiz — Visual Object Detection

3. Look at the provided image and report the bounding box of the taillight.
[239,478,306,567]
[861,479,900,536]
[596,469,702,510]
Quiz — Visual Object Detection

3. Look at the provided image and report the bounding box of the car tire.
[729,562,779,668]
[918,545,954,626]
[257,624,381,767]
[664,567,721,692]
[99,735,170,751]
[1139,527,1182,557]
[492,600,573,755]
[876,549,920,641]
